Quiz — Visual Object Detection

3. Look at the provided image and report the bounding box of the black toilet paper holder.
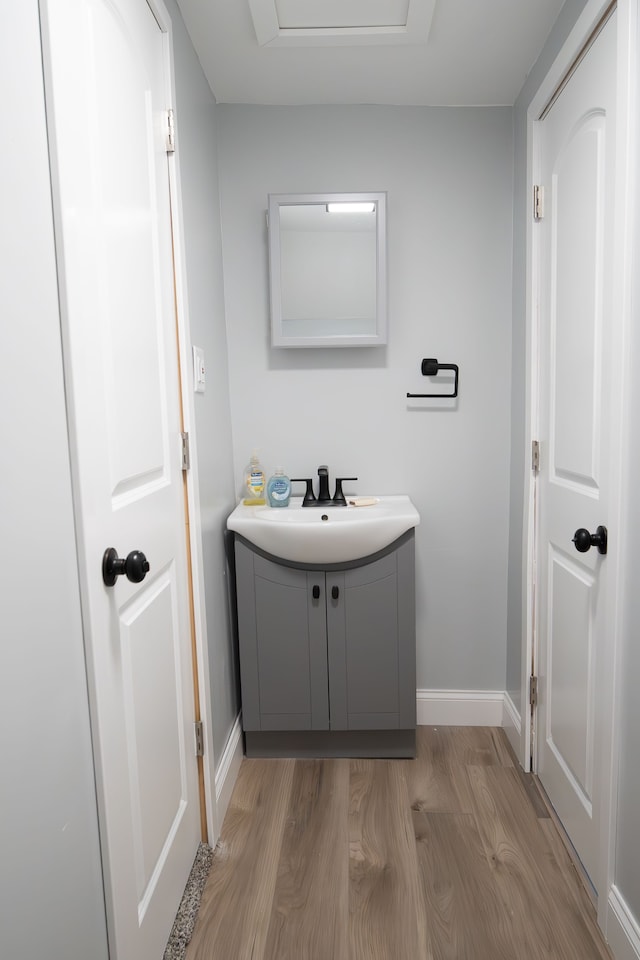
[407,359,459,398]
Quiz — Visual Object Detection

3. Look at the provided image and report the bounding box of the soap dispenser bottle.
[267,466,291,508]
[242,451,266,505]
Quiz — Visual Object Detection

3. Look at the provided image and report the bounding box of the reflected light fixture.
[326,202,376,213]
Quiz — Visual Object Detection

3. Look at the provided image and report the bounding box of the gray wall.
[168,0,239,768]
[507,0,589,713]
[217,105,514,692]
[0,4,109,957]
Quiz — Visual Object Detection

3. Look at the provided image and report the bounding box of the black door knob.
[331,585,340,600]
[312,584,320,600]
[572,526,608,555]
[102,548,150,587]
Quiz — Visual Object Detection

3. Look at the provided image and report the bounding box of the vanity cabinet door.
[235,534,415,738]
[235,542,329,731]
[327,536,416,731]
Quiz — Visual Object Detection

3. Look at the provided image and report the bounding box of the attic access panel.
[248,0,436,46]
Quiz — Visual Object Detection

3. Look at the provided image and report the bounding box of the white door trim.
[156,0,221,846]
[523,0,636,933]
[599,0,637,939]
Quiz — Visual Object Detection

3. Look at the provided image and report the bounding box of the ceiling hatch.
[248,0,436,46]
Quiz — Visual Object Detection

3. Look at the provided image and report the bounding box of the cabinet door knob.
[331,585,339,600]
[312,584,320,599]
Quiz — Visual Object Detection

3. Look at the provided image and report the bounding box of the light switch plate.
[193,346,206,393]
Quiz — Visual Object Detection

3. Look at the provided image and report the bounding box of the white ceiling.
[175,0,567,106]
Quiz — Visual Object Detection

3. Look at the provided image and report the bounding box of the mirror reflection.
[268,193,387,347]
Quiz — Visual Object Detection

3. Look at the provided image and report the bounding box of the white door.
[41,1,201,957]
[535,10,617,887]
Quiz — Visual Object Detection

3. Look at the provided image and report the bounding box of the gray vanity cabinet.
[235,549,330,732]
[233,531,416,757]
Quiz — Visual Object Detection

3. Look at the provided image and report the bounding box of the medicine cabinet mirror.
[268,192,387,348]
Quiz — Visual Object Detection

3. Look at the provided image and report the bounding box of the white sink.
[227,495,420,564]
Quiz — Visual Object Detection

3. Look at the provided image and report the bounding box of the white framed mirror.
[268,192,387,347]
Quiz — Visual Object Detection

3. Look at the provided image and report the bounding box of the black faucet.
[317,465,331,504]
[290,477,316,505]
[291,467,358,506]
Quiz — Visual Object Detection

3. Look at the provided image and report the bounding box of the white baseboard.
[416,689,505,726]
[502,691,522,757]
[215,693,520,823]
[607,886,640,960]
[214,713,243,832]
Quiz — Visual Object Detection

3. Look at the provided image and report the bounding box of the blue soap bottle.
[267,467,291,507]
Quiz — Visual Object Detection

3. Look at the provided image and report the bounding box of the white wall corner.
[606,886,640,960]
[213,713,243,839]
[416,690,505,727]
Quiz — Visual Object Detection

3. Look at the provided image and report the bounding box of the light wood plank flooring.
[186,727,612,960]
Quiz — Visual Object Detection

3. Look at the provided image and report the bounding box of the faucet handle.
[333,477,358,506]
[291,478,316,506]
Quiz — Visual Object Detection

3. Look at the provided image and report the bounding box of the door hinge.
[181,432,190,471]
[534,184,545,221]
[532,439,540,473]
[167,109,175,154]
[529,675,538,707]
[194,720,204,757]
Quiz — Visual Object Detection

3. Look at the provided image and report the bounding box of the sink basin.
[227,495,420,564]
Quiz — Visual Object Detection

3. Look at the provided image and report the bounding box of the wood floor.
[185,727,612,960]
